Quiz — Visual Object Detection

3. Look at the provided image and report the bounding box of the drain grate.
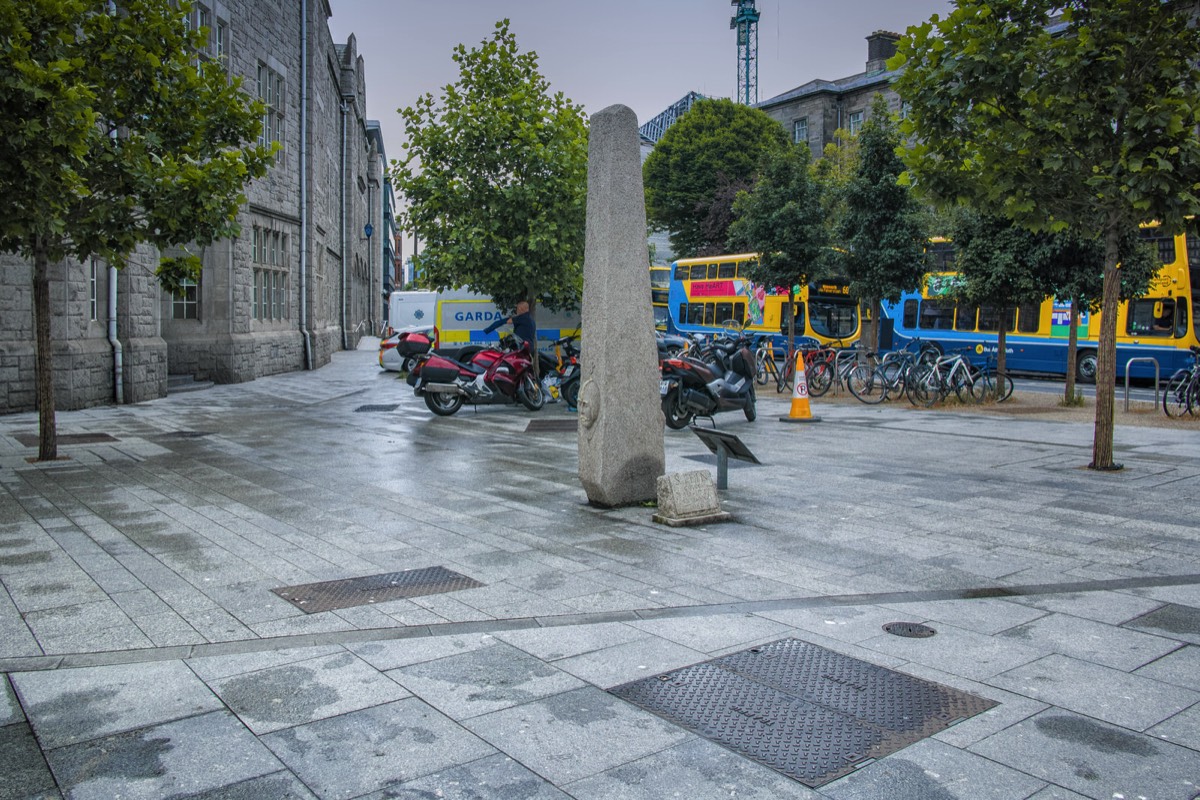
[272,566,484,613]
[354,404,399,413]
[14,433,118,447]
[525,419,578,433]
[883,622,937,638]
[610,638,996,788]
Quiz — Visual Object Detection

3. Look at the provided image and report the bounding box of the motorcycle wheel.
[561,377,580,409]
[661,388,693,430]
[517,373,545,411]
[424,391,463,416]
[744,386,757,421]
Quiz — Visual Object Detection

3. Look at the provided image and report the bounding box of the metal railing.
[1124,357,1159,411]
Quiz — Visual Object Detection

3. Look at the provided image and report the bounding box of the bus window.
[717,262,736,279]
[703,303,715,326]
[705,264,717,279]
[653,305,669,331]
[780,303,807,336]
[689,265,707,280]
[919,300,955,330]
[674,265,689,281]
[1139,228,1177,265]
[955,306,978,331]
[978,306,1015,332]
[1176,299,1189,338]
[678,303,688,324]
[1188,221,1200,267]
[1126,298,1176,336]
[686,303,704,325]
[810,299,858,339]
[1017,302,1041,333]
[715,302,734,325]
[903,299,918,328]
[734,301,746,324]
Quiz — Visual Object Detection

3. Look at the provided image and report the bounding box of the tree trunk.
[1064,300,1079,403]
[33,238,58,462]
[1091,226,1122,470]
[527,288,539,380]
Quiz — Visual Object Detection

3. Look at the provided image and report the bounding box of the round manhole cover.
[883,622,936,638]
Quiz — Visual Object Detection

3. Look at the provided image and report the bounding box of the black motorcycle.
[659,330,757,429]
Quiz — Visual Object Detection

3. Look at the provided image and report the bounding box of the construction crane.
[730,0,760,105]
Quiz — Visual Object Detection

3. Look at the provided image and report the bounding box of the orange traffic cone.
[780,350,821,423]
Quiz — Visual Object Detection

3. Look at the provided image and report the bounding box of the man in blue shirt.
[485,300,536,346]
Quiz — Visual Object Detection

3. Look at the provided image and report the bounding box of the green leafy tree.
[728,144,829,354]
[835,95,928,355]
[811,127,860,244]
[644,98,787,258]
[394,20,587,323]
[0,0,274,461]
[892,0,1200,470]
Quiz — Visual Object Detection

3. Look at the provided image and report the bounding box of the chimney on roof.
[866,31,901,75]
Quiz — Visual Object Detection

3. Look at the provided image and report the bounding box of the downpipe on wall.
[340,98,349,351]
[108,265,123,403]
[298,0,313,370]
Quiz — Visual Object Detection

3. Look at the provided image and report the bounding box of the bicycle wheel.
[978,372,1015,403]
[954,367,982,404]
[847,364,887,404]
[905,363,932,406]
[776,356,795,394]
[755,348,770,386]
[1164,370,1192,417]
[806,361,832,397]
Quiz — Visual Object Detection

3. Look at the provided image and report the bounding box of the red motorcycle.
[406,334,544,416]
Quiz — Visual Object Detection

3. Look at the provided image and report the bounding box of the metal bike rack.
[1124,357,1159,411]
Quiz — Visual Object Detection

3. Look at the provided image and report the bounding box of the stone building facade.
[757,31,903,152]
[0,0,382,413]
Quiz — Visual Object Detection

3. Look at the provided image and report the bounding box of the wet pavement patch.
[13,432,118,447]
[353,404,399,413]
[272,566,485,613]
[525,419,578,432]
[609,637,997,788]
[152,431,212,440]
[1123,603,1200,639]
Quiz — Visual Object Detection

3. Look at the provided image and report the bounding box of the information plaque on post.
[689,426,760,490]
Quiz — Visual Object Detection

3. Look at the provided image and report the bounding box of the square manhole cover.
[609,638,997,788]
[14,432,118,447]
[525,419,578,433]
[272,566,484,613]
[354,404,399,413]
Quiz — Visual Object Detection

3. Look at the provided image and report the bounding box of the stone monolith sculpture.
[577,104,665,507]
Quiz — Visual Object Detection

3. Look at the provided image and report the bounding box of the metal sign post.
[689,426,760,489]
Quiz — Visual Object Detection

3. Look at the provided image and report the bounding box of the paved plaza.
[2,344,1199,799]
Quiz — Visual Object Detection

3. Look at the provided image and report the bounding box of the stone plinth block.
[652,470,732,527]
[577,104,665,507]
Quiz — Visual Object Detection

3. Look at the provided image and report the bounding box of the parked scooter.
[659,329,757,429]
[543,335,582,409]
[407,334,544,416]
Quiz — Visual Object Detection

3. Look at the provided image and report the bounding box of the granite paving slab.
[1011,590,1165,625]
[877,597,1048,635]
[1122,602,1200,645]
[0,722,60,800]
[859,622,1045,680]
[12,661,223,749]
[364,752,571,799]
[562,737,819,799]
[1146,701,1200,750]
[464,686,693,785]
[44,710,284,800]
[549,633,708,687]
[998,611,1182,670]
[387,642,585,720]
[209,650,410,734]
[988,654,1200,731]
[1133,644,1200,691]
[180,771,318,800]
[1,675,23,726]
[820,737,1046,800]
[968,709,1200,799]
[262,698,495,799]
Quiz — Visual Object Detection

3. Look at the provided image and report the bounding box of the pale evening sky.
[327,0,955,240]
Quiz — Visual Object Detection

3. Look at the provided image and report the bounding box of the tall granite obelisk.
[577,105,665,507]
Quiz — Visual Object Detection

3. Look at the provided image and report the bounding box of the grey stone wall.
[0,0,382,413]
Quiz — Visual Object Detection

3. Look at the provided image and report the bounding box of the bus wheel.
[1076,350,1098,384]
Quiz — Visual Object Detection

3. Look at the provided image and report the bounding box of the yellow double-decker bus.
[665,253,860,345]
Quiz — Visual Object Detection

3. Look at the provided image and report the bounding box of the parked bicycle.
[1163,345,1200,417]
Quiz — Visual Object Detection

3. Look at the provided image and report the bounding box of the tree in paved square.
[0,0,275,461]
[394,20,588,324]
[892,0,1200,469]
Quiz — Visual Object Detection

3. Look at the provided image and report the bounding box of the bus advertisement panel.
[665,253,860,346]
[880,225,1199,380]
